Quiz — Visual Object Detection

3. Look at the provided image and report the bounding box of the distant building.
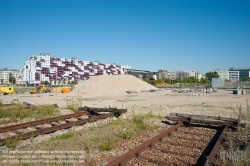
[229,71,240,82]
[158,69,199,80]
[23,53,127,85]
[211,69,229,80]
[121,65,132,69]
[198,73,203,80]
[176,70,190,79]
[166,71,177,80]
[126,69,152,80]
[188,70,198,78]
[0,68,24,85]
[158,69,168,80]
[228,67,250,81]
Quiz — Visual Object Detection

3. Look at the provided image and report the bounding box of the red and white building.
[23,53,128,85]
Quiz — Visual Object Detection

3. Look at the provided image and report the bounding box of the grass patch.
[52,132,74,141]
[20,112,161,155]
[65,98,83,113]
[65,97,96,113]
[100,139,114,151]
[234,99,250,123]
[34,105,60,120]
[0,103,60,125]
[5,135,21,149]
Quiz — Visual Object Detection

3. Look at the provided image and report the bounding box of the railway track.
[0,106,126,146]
[107,113,245,166]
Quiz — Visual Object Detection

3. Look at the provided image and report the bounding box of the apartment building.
[23,53,127,85]
[0,68,24,85]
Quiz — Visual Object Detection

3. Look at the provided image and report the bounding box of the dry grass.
[218,99,250,166]
[5,112,159,165]
[0,103,60,125]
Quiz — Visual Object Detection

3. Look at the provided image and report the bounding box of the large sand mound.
[70,75,157,96]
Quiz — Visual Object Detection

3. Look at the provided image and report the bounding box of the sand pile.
[70,75,157,96]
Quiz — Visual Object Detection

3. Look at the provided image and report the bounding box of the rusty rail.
[0,107,127,146]
[107,122,183,166]
[78,106,127,115]
[208,126,228,165]
[107,122,230,165]
[0,111,88,133]
[168,113,246,127]
[0,113,111,146]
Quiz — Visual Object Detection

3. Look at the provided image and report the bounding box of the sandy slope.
[69,75,157,97]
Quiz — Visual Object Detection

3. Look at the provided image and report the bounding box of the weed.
[5,135,21,149]
[31,132,35,143]
[65,98,83,113]
[117,128,135,139]
[52,132,74,141]
[99,139,114,151]
[234,99,250,123]
[0,104,60,125]
[34,105,60,120]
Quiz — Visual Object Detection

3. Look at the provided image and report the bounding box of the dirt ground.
[1,89,249,120]
[0,88,249,165]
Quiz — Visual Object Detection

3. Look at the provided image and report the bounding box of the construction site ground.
[0,76,249,165]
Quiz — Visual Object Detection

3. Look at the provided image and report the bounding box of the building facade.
[23,53,127,85]
[158,69,168,80]
[211,69,229,80]
[229,71,240,82]
[126,69,152,80]
[176,70,190,79]
[228,67,250,81]
[0,68,24,85]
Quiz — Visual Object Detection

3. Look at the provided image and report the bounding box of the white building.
[211,69,229,80]
[188,70,198,78]
[197,73,203,80]
[23,53,128,85]
[228,71,239,82]
[121,65,132,69]
[0,68,24,85]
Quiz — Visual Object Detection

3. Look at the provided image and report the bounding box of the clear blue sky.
[0,0,249,74]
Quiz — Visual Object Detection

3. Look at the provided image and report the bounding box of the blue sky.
[0,0,249,74]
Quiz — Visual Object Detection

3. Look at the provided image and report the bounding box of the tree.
[205,71,219,82]
[44,81,49,85]
[9,76,16,84]
[241,76,250,81]
[164,78,171,84]
[175,77,181,83]
[155,79,162,84]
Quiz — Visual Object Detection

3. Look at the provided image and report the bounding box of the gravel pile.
[70,75,157,96]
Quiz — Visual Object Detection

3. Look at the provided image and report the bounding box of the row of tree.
[145,71,220,85]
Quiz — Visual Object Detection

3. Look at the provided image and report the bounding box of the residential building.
[166,71,177,80]
[23,53,127,85]
[197,73,203,80]
[121,65,132,69]
[0,68,24,85]
[176,70,190,79]
[188,70,198,78]
[158,69,168,80]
